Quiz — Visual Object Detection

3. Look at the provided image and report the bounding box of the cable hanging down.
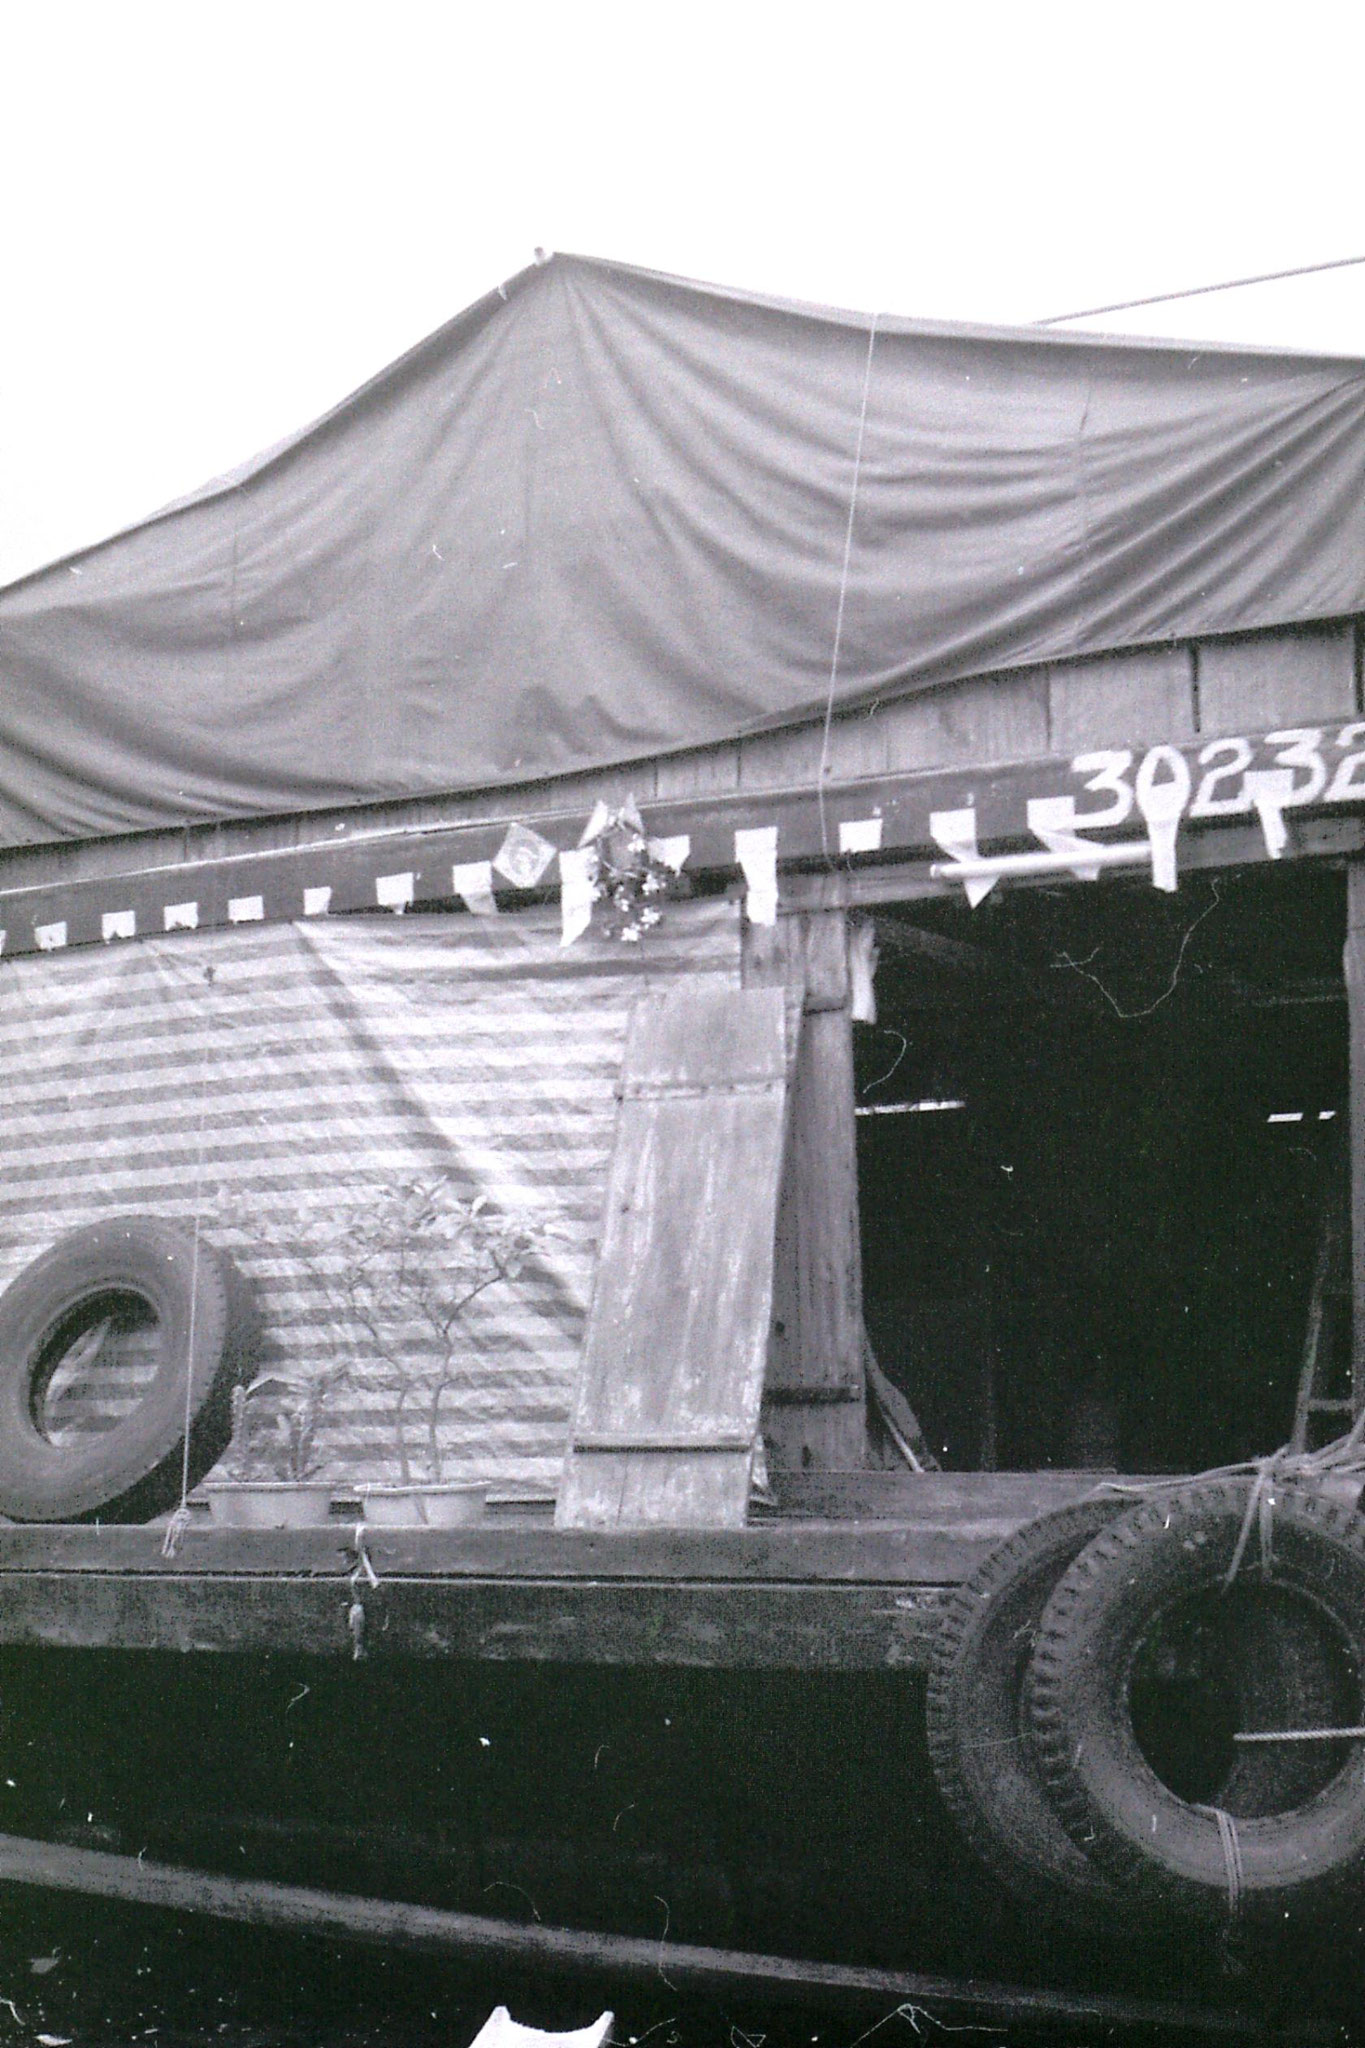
[816,313,879,859]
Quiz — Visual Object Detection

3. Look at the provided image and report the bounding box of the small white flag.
[494,823,557,889]
[452,860,499,916]
[838,815,883,854]
[648,833,690,871]
[735,825,778,925]
[558,846,597,945]
[375,871,414,913]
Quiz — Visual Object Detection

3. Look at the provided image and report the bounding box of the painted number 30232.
[1067,725,1365,834]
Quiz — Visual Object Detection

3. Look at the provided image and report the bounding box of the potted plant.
[203,1370,341,1526]
[205,1178,544,1524]
[325,1180,543,1524]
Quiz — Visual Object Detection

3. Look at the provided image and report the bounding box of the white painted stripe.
[101,909,137,942]
[164,901,199,930]
[227,895,265,923]
[302,886,332,917]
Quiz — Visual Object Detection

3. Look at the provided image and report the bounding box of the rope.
[1220,1454,1282,1592]
[816,314,879,859]
[1098,1402,1365,1529]
[346,1524,379,1662]
[1193,1804,1244,1920]
[161,979,213,1560]
[1234,1725,1365,1743]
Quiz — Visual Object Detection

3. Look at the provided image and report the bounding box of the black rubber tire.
[1027,1479,1365,1923]
[925,1498,1126,1914]
[0,1217,256,1522]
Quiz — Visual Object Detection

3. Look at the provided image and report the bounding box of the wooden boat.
[1,257,1364,2031]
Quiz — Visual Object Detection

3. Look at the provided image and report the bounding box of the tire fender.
[1027,1479,1365,1923]
[0,1216,257,1522]
[926,1498,1126,1915]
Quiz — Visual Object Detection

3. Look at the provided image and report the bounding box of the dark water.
[1,1652,1356,2047]
[0,1891,1352,2048]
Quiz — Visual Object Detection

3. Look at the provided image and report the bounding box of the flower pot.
[358,1487,425,1526]
[417,1484,487,1527]
[359,1485,486,1527]
[205,1482,334,1528]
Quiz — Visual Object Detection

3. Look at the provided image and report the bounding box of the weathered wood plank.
[879,672,1049,772]
[1198,623,1357,735]
[773,1005,862,1418]
[0,1472,1153,1575]
[558,982,791,1530]
[1048,646,1195,753]
[737,721,826,792]
[0,1482,1129,1572]
[821,709,892,785]
[767,1467,1146,1519]
[0,1571,948,1668]
[766,1011,865,1411]
[653,742,742,799]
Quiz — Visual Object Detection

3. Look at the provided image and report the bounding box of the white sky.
[2,0,1363,588]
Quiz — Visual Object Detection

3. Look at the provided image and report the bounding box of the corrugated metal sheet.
[0,901,741,1489]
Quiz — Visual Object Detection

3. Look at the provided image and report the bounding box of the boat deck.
[0,1472,1140,1669]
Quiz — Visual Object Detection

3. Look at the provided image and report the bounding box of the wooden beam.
[1347,859,1365,1415]
[0,1571,946,1670]
[8,714,1365,961]
[748,911,868,1470]
[0,1831,1283,2037]
[0,1480,1146,1576]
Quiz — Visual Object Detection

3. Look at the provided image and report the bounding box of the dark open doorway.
[856,863,1348,1474]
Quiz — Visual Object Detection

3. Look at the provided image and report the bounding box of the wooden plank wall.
[1,622,1360,894]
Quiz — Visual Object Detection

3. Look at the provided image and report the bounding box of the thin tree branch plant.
[208,1177,548,1493]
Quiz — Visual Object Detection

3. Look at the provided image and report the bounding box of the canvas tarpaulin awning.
[0,898,741,1489]
[1,255,1363,848]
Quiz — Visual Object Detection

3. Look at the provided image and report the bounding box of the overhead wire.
[1037,252,1365,327]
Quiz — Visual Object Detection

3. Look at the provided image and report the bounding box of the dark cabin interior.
[857,862,1349,1475]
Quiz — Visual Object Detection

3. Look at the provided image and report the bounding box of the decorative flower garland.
[582,799,677,941]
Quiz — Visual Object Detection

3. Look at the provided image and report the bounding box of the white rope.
[161,980,213,1559]
[1193,1804,1244,1919]
[1234,1725,1365,1743]
[816,314,879,858]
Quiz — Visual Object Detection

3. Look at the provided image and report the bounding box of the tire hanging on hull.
[1027,1479,1365,1924]
[0,1217,255,1523]
[926,1498,1125,1915]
